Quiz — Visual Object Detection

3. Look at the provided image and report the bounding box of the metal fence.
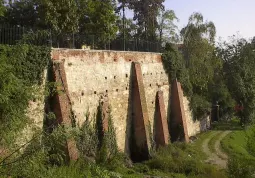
[0,25,162,53]
[0,25,24,45]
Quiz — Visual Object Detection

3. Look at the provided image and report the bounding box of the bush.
[190,94,211,120]
[76,113,98,159]
[227,156,255,178]
[247,125,255,157]
[0,124,121,178]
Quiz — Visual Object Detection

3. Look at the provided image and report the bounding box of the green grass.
[210,117,253,159]
[211,118,242,131]
[221,129,255,160]
[190,131,218,160]
[208,131,222,156]
[144,143,227,178]
[220,126,255,177]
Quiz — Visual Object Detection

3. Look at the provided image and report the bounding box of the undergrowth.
[211,118,242,130]
[145,143,227,177]
[0,44,50,147]
[221,125,255,177]
[207,131,221,157]
[0,125,227,178]
[162,43,234,121]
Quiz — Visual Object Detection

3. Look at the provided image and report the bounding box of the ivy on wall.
[0,44,51,85]
[0,44,51,147]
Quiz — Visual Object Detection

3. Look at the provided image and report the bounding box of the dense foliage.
[218,37,255,125]
[1,0,255,177]
[0,44,50,146]
[0,0,182,48]
[1,133,227,178]
[220,124,255,177]
[124,0,164,41]
[146,143,227,177]
[163,13,255,124]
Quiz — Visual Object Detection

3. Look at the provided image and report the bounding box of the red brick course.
[101,97,110,132]
[52,62,79,161]
[155,91,170,147]
[132,62,151,160]
[51,49,162,64]
[170,79,189,143]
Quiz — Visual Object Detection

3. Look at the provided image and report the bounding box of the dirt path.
[215,131,232,160]
[202,131,231,169]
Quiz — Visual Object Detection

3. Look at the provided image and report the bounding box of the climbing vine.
[0,44,51,147]
[0,44,51,85]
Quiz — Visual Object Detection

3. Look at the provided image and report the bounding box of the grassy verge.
[221,127,255,177]
[221,130,255,160]
[208,131,222,157]
[0,142,227,178]
[144,143,227,178]
[190,131,218,160]
[211,118,242,131]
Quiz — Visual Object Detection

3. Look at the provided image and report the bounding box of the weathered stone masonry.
[51,49,170,155]
[131,62,151,160]
[52,61,79,161]
[50,49,210,160]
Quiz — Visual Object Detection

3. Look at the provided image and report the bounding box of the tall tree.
[157,9,178,44]
[3,0,40,27]
[181,12,216,45]
[116,17,137,40]
[218,37,255,125]
[78,0,118,45]
[127,0,164,41]
[180,12,224,119]
[181,12,217,94]
[41,0,79,34]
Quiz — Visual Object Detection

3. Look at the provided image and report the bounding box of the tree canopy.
[157,9,179,44]
[218,37,255,124]
[1,1,255,125]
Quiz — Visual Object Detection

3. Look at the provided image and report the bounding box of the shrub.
[76,112,98,159]
[247,125,255,157]
[227,156,255,178]
[190,94,211,120]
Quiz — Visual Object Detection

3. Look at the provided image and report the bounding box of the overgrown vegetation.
[1,0,255,177]
[0,137,228,177]
[218,37,255,125]
[221,125,255,177]
[0,44,50,147]
[163,13,255,127]
[145,143,227,178]
[162,13,233,120]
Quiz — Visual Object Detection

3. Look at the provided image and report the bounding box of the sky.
[126,0,255,41]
